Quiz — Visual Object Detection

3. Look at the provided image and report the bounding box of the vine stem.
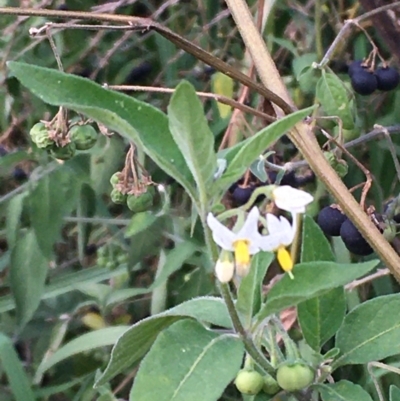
[201,215,274,375]
[224,0,400,282]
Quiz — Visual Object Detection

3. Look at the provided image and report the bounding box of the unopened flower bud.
[215,250,234,283]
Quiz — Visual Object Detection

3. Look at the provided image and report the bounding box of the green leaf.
[390,385,400,401]
[7,61,197,203]
[96,296,231,386]
[298,216,345,351]
[6,193,26,249]
[0,332,35,401]
[314,380,373,401]
[298,287,346,352]
[29,168,79,257]
[256,260,378,322]
[36,326,130,376]
[125,212,159,238]
[334,294,400,368]
[10,230,49,328]
[300,215,335,262]
[316,71,355,130]
[129,319,244,401]
[168,81,216,210]
[216,105,315,192]
[237,252,274,328]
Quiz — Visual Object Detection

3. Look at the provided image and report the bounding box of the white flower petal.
[273,186,313,213]
[206,213,235,250]
[266,213,282,234]
[237,207,260,239]
[258,233,281,251]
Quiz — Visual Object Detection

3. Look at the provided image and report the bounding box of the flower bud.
[215,250,234,283]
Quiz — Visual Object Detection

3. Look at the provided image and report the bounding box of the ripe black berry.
[340,218,373,256]
[232,185,256,206]
[0,146,7,156]
[317,206,346,236]
[12,167,28,181]
[351,69,378,95]
[375,67,400,91]
[348,60,364,77]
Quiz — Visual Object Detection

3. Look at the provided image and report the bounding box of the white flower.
[207,207,261,278]
[272,186,313,213]
[259,213,298,279]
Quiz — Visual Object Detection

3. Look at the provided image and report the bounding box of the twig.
[345,268,390,291]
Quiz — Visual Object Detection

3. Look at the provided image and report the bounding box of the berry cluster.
[97,243,128,270]
[110,171,155,213]
[29,122,98,160]
[349,61,399,96]
[317,205,373,256]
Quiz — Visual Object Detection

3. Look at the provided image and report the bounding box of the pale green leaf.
[315,380,373,401]
[129,319,244,401]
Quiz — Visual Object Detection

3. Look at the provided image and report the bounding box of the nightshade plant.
[2,2,400,401]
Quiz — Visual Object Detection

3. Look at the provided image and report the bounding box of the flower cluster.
[207,186,313,282]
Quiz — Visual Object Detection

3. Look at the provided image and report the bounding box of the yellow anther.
[277,246,294,279]
[233,239,251,276]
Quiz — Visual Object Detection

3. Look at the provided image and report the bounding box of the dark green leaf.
[129,319,244,401]
[334,294,400,368]
[316,71,355,130]
[0,333,35,401]
[237,252,274,328]
[256,260,378,322]
[168,81,216,208]
[7,62,197,203]
[298,216,345,351]
[10,230,49,328]
[216,106,316,192]
[29,168,79,256]
[96,296,231,386]
[315,380,373,401]
[300,215,335,262]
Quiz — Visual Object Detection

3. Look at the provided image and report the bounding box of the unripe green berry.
[234,369,264,395]
[97,256,107,267]
[127,187,155,213]
[110,172,121,187]
[49,142,76,160]
[30,122,53,149]
[111,188,127,205]
[276,362,314,392]
[69,124,98,150]
[262,375,280,395]
[117,253,128,264]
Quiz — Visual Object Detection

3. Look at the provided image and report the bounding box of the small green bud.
[30,122,53,148]
[127,187,155,213]
[276,361,314,392]
[234,369,264,395]
[110,188,127,205]
[69,124,98,150]
[49,142,76,160]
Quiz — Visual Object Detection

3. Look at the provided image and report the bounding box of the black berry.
[375,67,400,91]
[351,69,378,95]
[317,206,346,236]
[12,167,28,181]
[232,185,256,206]
[348,60,364,78]
[0,146,7,156]
[340,218,373,256]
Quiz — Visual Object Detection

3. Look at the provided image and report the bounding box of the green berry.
[262,375,280,395]
[97,256,107,267]
[117,253,128,264]
[69,124,98,150]
[111,188,127,205]
[276,362,314,392]
[30,122,53,148]
[49,142,76,160]
[127,187,155,213]
[234,369,264,395]
[105,261,116,270]
[110,172,121,187]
